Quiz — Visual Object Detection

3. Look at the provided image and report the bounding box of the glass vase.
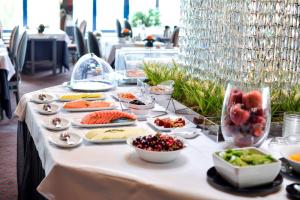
[221,83,271,147]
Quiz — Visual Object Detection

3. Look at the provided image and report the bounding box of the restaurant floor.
[0,67,73,200]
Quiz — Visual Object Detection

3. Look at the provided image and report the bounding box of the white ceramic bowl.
[280,145,300,173]
[213,147,281,188]
[127,136,186,163]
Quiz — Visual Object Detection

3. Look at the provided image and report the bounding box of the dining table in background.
[102,39,165,66]
[24,29,71,74]
[0,38,14,119]
[15,84,289,200]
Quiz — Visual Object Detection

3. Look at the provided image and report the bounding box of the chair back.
[79,20,87,37]
[116,19,122,38]
[124,20,133,38]
[60,15,66,31]
[15,31,28,72]
[9,26,19,60]
[171,27,180,47]
[74,26,86,58]
[87,32,102,58]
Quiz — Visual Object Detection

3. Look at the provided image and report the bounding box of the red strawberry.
[229,89,243,106]
[251,116,266,125]
[229,104,250,125]
[242,90,262,109]
[251,123,264,137]
[255,108,264,116]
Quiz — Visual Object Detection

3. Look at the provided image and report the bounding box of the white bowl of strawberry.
[127,133,186,163]
[221,83,271,147]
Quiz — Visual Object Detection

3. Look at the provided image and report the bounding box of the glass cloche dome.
[69,53,117,91]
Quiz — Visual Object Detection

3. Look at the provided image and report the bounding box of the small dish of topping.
[150,85,173,95]
[117,92,137,102]
[280,145,300,173]
[127,133,186,163]
[43,117,70,131]
[148,116,195,132]
[49,131,82,148]
[31,93,55,104]
[36,103,60,115]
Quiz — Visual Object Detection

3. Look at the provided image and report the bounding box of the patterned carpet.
[0,67,72,200]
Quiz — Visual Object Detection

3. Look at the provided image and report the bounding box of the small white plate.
[72,118,136,128]
[172,128,201,139]
[35,103,60,115]
[49,132,82,148]
[62,103,117,112]
[43,117,70,131]
[147,116,196,132]
[31,93,55,104]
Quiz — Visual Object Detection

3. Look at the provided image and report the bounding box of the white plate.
[72,118,136,128]
[49,132,82,148]
[83,127,148,144]
[31,93,55,104]
[172,128,201,139]
[147,116,196,132]
[62,103,117,112]
[43,117,71,131]
[64,81,115,92]
[35,103,60,115]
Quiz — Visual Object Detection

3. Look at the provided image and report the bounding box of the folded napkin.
[14,93,31,121]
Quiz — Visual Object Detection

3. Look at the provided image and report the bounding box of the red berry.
[242,90,262,109]
[251,124,264,137]
[229,89,243,105]
[229,104,250,125]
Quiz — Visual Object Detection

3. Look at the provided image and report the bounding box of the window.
[0,0,23,29]
[159,0,180,27]
[96,0,124,30]
[27,0,60,30]
[73,0,93,31]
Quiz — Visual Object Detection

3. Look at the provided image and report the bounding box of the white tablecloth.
[27,29,71,44]
[15,85,290,200]
[0,39,15,80]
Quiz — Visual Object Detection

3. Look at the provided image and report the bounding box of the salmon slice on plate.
[81,110,136,124]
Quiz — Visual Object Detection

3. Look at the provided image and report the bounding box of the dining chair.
[74,26,87,58]
[8,25,19,64]
[124,20,133,38]
[79,20,87,37]
[9,31,28,104]
[171,27,180,47]
[87,32,102,58]
[116,19,122,38]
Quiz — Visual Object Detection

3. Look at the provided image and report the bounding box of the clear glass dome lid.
[69,53,116,91]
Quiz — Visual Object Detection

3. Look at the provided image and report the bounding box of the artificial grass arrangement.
[143,61,300,123]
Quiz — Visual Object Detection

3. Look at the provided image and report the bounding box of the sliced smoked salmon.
[81,110,136,124]
[64,100,114,109]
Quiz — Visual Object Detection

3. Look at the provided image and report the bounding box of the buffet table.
[16,85,290,200]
